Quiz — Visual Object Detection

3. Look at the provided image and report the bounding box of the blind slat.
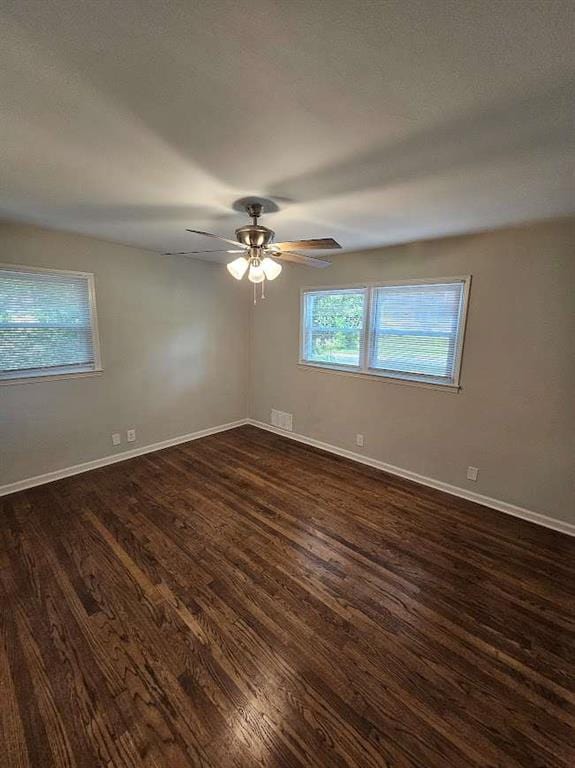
[0,268,98,379]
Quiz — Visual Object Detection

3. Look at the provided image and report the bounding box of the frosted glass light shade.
[261,257,282,281]
[248,262,265,283]
[226,257,249,280]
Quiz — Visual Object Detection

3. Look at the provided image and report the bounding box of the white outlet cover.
[112,433,121,446]
[467,466,479,481]
[356,433,364,447]
[127,429,136,442]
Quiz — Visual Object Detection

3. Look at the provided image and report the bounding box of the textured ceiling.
[1,0,574,260]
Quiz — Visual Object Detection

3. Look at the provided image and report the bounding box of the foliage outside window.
[302,289,365,367]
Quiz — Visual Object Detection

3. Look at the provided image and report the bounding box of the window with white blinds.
[300,278,470,387]
[0,265,101,382]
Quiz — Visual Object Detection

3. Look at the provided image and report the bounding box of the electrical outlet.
[467,466,479,481]
[127,429,136,443]
[356,433,364,447]
[112,433,121,446]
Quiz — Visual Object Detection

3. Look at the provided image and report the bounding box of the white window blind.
[0,266,100,382]
[300,278,469,387]
[301,289,366,368]
[369,281,466,383]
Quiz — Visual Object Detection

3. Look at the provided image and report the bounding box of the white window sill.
[297,362,461,392]
[0,368,103,386]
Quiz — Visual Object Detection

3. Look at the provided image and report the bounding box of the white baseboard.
[4,417,573,538]
[0,419,249,498]
[247,419,575,538]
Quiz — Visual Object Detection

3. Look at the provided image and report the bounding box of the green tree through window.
[305,291,364,366]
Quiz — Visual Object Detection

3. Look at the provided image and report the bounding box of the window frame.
[299,276,471,390]
[0,262,103,385]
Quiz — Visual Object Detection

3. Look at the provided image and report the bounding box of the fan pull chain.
[253,282,257,305]
[261,279,265,300]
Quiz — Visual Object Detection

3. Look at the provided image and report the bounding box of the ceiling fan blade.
[272,237,341,251]
[186,228,247,248]
[275,250,331,268]
[162,249,245,256]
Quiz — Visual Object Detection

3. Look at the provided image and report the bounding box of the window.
[0,265,101,382]
[300,278,470,387]
[301,289,366,368]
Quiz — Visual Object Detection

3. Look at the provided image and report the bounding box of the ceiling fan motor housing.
[235,224,275,248]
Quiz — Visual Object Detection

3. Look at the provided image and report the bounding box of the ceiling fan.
[163,201,341,299]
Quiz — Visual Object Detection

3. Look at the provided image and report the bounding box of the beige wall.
[1,224,249,485]
[250,218,575,525]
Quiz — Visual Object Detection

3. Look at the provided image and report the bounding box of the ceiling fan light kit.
[164,200,341,302]
[226,254,282,283]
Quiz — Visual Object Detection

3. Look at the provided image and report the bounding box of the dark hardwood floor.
[1,425,574,767]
